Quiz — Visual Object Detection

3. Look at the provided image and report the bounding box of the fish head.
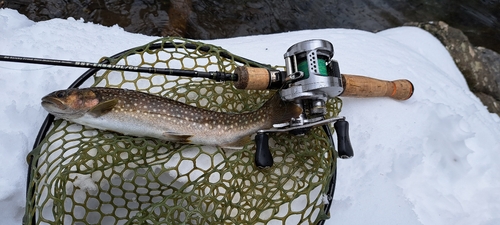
[41,88,100,119]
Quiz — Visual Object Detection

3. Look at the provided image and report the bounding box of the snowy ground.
[1,8,500,225]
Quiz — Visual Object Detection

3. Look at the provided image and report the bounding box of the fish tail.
[261,93,302,126]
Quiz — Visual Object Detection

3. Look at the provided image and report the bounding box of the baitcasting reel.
[237,40,353,168]
[233,39,414,168]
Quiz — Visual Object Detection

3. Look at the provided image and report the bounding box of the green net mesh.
[24,37,342,225]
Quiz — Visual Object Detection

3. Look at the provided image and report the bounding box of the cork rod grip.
[233,67,271,90]
[341,74,414,100]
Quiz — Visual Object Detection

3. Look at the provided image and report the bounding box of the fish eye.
[55,91,66,98]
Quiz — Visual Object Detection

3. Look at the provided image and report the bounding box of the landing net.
[24,37,342,225]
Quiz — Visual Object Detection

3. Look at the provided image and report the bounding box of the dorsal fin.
[88,99,118,117]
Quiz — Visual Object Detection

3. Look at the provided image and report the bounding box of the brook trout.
[41,87,302,148]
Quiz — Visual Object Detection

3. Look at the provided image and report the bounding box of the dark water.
[4,0,500,52]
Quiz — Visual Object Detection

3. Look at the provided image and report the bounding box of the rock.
[477,47,500,90]
[407,21,500,116]
[162,0,193,37]
[476,92,500,115]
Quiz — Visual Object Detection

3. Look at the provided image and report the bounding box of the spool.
[297,58,329,78]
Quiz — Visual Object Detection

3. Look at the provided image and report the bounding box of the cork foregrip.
[341,74,414,100]
[234,67,270,90]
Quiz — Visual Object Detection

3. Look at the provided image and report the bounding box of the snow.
[1,8,500,225]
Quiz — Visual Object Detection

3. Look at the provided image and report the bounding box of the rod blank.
[0,54,237,81]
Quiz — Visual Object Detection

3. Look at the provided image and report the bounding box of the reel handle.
[254,132,274,168]
[334,119,354,159]
[341,74,414,100]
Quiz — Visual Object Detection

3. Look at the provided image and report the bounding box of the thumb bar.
[341,74,414,100]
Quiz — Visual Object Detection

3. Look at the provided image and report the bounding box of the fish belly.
[70,113,253,147]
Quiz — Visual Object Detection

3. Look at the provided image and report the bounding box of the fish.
[41,87,302,148]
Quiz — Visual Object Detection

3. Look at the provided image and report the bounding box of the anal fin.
[162,132,192,143]
[221,135,252,149]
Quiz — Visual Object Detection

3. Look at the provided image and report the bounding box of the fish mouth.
[41,96,68,112]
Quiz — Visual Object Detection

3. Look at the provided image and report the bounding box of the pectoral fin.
[162,132,192,143]
[89,99,118,117]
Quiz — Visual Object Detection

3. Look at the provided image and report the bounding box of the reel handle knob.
[341,74,414,100]
[334,119,354,159]
[254,132,274,168]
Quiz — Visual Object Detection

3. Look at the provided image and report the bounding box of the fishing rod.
[0,53,412,98]
[2,40,414,169]
[0,54,237,81]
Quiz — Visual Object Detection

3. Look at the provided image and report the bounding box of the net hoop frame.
[24,38,338,225]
